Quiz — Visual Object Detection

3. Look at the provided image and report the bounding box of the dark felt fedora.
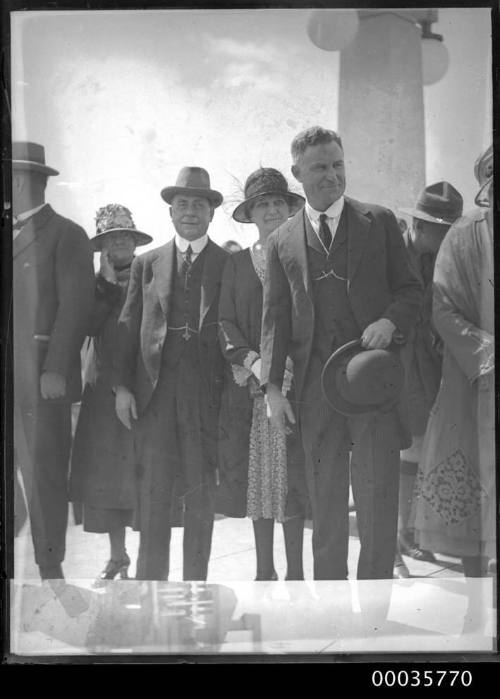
[12,141,59,176]
[161,167,223,207]
[321,339,405,416]
[92,204,153,251]
[232,167,305,223]
[399,181,463,226]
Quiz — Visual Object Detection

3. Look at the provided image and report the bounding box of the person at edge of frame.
[12,141,95,581]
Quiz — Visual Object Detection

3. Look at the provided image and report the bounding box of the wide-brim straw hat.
[232,167,305,224]
[321,339,405,416]
[92,204,153,251]
[12,141,59,176]
[399,181,463,226]
[161,166,223,207]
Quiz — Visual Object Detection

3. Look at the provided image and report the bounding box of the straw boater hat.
[399,181,463,226]
[474,144,493,207]
[232,168,305,224]
[92,204,153,251]
[321,339,405,417]
[12,141,59,176]
[161,167,223,207]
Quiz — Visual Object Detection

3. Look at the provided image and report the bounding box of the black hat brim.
[161,186,223,207]
[321,339,402,417]
[232,191,305,224]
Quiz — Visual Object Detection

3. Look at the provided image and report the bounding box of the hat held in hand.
[92,204,153,251]
[321,339,405,416]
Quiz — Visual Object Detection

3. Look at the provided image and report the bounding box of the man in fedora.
[394,181,463,578]
[260,126,423,580]
[114,167,228,580]
[12,141,95,579]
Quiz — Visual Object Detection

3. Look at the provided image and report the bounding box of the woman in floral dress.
[217,168,309,580]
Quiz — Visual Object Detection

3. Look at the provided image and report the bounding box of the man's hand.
[361,318,396,350]
[40,372,66,399]
[115,386,138,430]
[100,250,117,284]
[265,383,295,436]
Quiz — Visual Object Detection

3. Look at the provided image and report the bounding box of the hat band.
[415,201,459,221]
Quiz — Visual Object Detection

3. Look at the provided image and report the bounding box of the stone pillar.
[338,11,427,213]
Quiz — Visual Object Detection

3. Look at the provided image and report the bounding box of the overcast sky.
[11,8,492,252]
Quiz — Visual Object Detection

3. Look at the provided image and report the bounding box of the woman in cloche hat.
[217,167,309,580]
[412,145,495,629]
[70,204,152,585]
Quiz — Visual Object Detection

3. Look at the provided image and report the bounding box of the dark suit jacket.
[114,238,228,416]
[13,204,95,405]
[260,197,423,402]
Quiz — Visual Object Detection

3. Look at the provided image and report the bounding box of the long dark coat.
[217,249,309,518]
[70,273,136,510]
[114,238,228,500]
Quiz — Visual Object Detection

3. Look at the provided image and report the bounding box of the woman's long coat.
[70,274,136,510]
[413,209,495,558]
[216,249,309,519]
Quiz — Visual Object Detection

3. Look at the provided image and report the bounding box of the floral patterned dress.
[217,245,307,523]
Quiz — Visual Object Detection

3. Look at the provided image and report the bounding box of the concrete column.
[338,12,426,213]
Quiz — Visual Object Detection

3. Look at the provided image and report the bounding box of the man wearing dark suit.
[260,127,423,580]
[114,167,228,581]
[12,141,95,580]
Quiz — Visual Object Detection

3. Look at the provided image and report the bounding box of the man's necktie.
[319,213,332,251]
[182,245,193,277]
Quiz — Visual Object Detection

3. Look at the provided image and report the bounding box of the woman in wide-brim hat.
[70,204,152,585]
[412,145,495,602]
[217,167,309,581]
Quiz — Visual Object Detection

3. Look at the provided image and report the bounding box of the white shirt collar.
[175,233,208,254]
[15,203,46,225]
[305,196,345,223]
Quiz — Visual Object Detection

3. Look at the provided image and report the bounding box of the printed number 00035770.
[371,670,472,688]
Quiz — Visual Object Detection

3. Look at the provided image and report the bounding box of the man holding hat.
[394,181,463,578]
[260,126,423,580]
[12,141,95,580]
[114,167,228,580]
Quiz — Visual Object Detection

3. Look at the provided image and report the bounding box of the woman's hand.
[265,383,295,435]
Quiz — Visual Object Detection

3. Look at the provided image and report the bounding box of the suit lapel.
[285,210,313,300]
[152,240,176,317]
[345,198,371,289]
[199,240,220,330]
[13,204,53,259]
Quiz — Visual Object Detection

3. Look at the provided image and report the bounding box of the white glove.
[251,358,262,381]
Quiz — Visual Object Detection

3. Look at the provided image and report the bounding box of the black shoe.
[255,570,278,581]
[94,554,131,587]
[39,564,64,580]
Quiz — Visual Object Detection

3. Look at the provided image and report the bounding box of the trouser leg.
[350,412,400,580]
[252,518,276,580]
[15,401,70,572]
[299,375,350,580]
[136,502,172,581]
[182,481,215,581]
[283,516,305,580]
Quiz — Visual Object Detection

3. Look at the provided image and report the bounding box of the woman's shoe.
[405,547,436,563]
[94,554,131,587]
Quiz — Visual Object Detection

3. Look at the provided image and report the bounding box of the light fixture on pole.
[420,18,449,85]
[306,9,359,52]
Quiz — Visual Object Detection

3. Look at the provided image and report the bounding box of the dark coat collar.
[152,237,222,329]
[281,196,372,294]
[13,203,54,259]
